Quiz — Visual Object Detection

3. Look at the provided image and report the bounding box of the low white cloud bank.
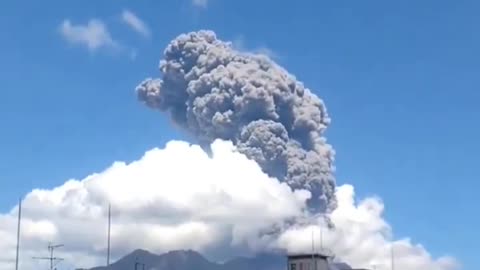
[0,140,458,270]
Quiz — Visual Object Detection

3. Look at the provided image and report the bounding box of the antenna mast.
[311,228,316,270]
[311,229,315,253]
[107,203,111,266]
[319,225,323,251]
[15,198,22,270]
[33,243,64,270]
[391,244,395,270]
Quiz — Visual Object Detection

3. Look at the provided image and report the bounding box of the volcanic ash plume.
[136,30,336,212]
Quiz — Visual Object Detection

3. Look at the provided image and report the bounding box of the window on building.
[299,262,303,270]
[290,263,296,270]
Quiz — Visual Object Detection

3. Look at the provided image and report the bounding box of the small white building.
[287,252,371,270]
[287,253,330,270]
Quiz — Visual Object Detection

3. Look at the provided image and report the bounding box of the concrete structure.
[287,253,330,270]
[287,253,371,270]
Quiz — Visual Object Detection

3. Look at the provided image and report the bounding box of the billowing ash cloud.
[136,30,336,212]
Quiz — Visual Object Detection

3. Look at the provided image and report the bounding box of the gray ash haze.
[136,30,336,212]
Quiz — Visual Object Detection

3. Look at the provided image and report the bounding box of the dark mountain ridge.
[81,249,352,270]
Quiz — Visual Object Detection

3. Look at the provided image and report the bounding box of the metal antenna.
[319,225,323,251]
[311,229,316,270]
[107,203,111,267]
[391,244,395,270]
[15,197,22,270]
[33,243,64,270]
[311,229,315,253]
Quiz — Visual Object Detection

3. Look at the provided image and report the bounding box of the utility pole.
[317,213,327,254]
[391,244,395,270]
[15,198,22,270]
[311,229,315,253]
[107,203,111,267]
[134,257,145,270]
[33,243,64,270]
[319,225,323,251]
[311,229,316,270]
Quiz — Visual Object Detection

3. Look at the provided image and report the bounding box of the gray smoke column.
[136,30,337,212]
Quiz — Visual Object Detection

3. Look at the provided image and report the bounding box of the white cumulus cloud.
[275,185,459,270]
[59,19,118,51]
[0,140,458,270]
[121,10,150,38]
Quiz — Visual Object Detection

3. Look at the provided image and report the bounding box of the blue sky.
[0,0,478,269]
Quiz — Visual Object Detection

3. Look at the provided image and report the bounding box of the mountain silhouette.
[80,249,353,270]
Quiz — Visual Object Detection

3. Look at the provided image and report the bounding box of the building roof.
[287,253,330,260]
